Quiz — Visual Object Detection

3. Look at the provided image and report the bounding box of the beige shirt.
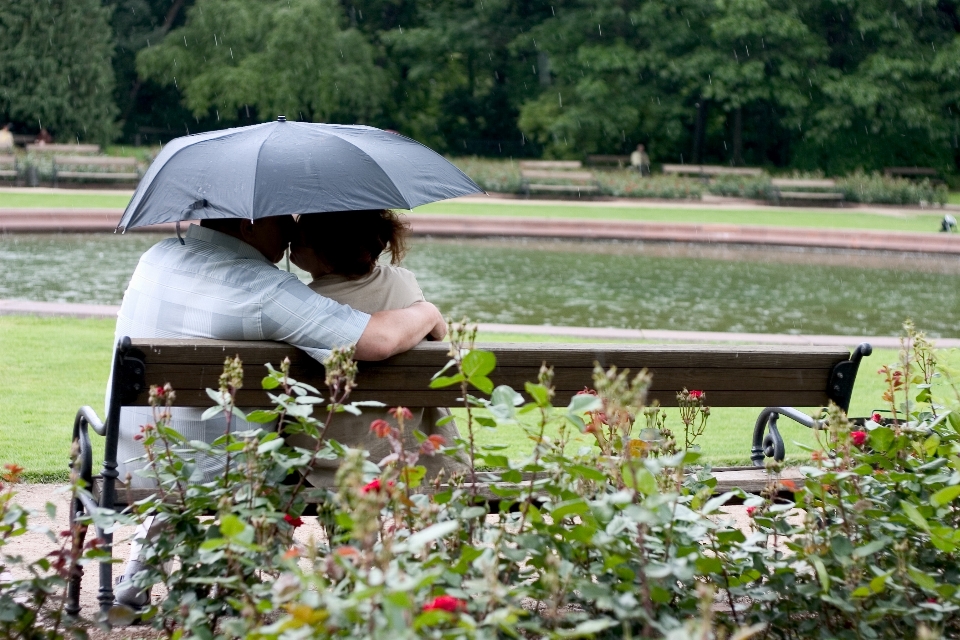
[298,265,466,486]
[307,265,425,314]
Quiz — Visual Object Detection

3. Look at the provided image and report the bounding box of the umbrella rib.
[319,130,413,209]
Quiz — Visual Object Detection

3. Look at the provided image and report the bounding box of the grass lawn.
[0,189,946,234]
[5,315,951,482]
[949,192,960,205]
[0,191,132,209]
[418,201,944,233]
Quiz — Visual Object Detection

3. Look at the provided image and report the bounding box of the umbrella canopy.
[118,119,483,231]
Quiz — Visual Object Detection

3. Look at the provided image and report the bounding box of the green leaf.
[623,467,657,495]
[869,427,895,452]
[930,485,960,507]
[219,514,245,538]
[567,393,602,414]
[852,538,888,559]
[696,556,723,574]
[551,499,589,519]
[811,557,830,592]
[524,382,550,407]
[245,410,278,423]
[900,500,930,531]
[406,520,459,550]
[468,374,494,395]
[429,373,465,389]
[462,350,496,378]
[261,376,280,390]
[869,572,891,593]
[908,566,937,591]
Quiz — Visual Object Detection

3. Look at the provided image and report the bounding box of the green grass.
[0,189,947,233]
[6,315,954,482]
[949,192,960,205]
[0,191,132,209]
[417,201,944,233]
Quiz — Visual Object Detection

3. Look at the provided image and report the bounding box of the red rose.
[851,431,868,447]
[427,434,446,448]
[390,407,414,421]
[871,413,883,424]
[746,506,757,517]
[423,595,466,613]
[362,479,382,494]
[284,514,304,528]
[369,419,392,438]
[133,434,144,441]
[689,390,704,400]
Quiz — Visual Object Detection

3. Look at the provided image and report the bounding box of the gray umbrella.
[117,118,483,232]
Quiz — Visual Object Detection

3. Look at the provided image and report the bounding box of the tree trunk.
[692,100,707,163]
[732,107,743,165]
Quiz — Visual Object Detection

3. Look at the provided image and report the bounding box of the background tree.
[137,0,390,126]
[0,0,118,144]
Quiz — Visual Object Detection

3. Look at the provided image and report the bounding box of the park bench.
[661,164,763,179]
[519,160,599,197]
[586,154,631,168]
[68,336,872,616]
[770,178,844,206]
[26,143,101,155]
[884,167,938,180]
[0,155,17,182]
[52,155,141,187]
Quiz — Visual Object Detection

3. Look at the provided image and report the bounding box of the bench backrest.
[54,155,138,167]
[519,161,582,170]
[117,339,864,410]
[770,178,836,188]
[587,155,631,166]
[662,164,764,177]
[27,143,101,154]
[519,169,595,182]
[884,167,937,177]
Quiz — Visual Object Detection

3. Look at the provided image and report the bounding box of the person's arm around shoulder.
[355,300,446,361]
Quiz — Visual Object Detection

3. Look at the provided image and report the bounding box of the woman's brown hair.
[297,209,409,277]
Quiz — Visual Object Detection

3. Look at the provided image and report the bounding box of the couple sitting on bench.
[112,210,465,609]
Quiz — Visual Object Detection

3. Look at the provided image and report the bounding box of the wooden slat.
[144,364,830,395]
[662,164,763,176]
[0,171,16,177]
[55,171,140,180]
[131,340,850,370]
[587,155,630,165]
[520,170,595,180]
[519,160,582,169]
[777,192,843,200]
[54,155,138,166]
[884,167,937,177]
[771,178,836,188]
[26,143,100,154]
[526,184,599,192]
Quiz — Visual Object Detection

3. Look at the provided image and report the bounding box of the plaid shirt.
[112,224,370,486]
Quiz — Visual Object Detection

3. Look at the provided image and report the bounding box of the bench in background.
[661,164,764,179]
[519,160,599,197]
[53,155,141,186]
[69,337,871,615]
[26,143,101,155]
[587,154,631,168]
[771,178,844,206]
[884,167,938,180]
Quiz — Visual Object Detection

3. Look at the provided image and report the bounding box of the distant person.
[289,209,467,487]
[35,128,53,145]
[630,143,650,176]
[0,124,13,151]
[941,214,957,233]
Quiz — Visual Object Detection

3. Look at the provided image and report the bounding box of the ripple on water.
[1,233,958,337]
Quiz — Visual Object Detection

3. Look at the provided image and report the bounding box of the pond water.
[2,233,959,337]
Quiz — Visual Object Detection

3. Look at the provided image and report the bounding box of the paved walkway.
[3,208,960,254]
[4,298,956,349]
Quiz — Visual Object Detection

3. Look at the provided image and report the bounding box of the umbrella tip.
[277,115,286,122]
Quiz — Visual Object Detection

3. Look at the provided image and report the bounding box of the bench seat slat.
[776,191,843,199]
[525,184,599,192]
[520,170,596,180]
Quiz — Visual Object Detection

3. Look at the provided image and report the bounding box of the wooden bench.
[770,178,844,206]
[586,154,631,168]
[0,155,17,181]
[53,155,140,186]
[519,160,599,197]
[662,164,764,179]
[69,337,871,615]
[884,167,938,180]
[26,143,101,154]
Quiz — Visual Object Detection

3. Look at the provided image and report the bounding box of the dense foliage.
[5,0,960,172]
[4,321,960,638]
[0,0,118,144]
